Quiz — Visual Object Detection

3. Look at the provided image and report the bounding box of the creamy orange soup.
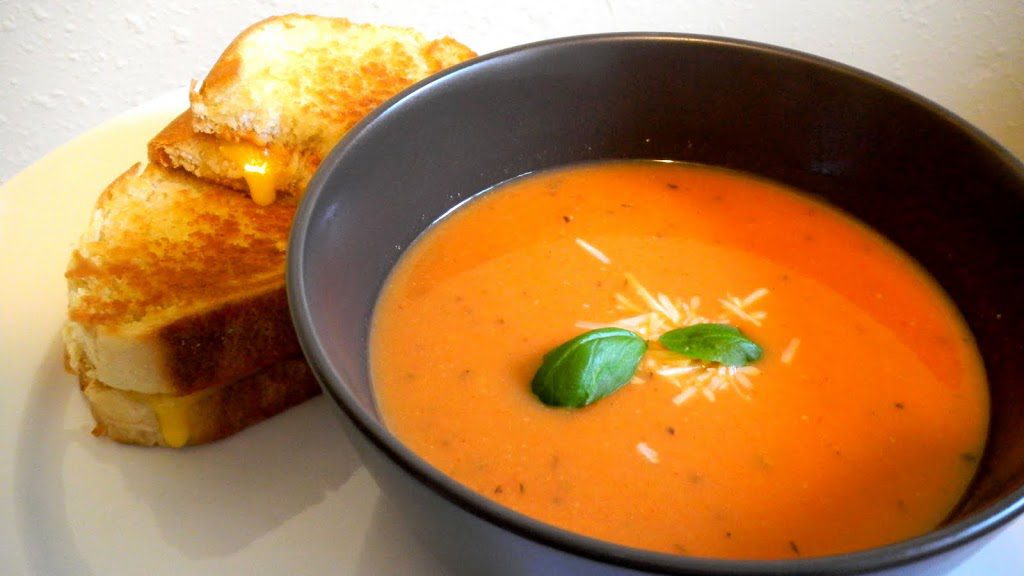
[370,161,988,559]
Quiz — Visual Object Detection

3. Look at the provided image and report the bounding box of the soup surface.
[370,161,988,559]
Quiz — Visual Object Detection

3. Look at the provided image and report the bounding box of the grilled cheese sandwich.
[65,15,475,447]
[63,163,318,447]
[150,14,476,203]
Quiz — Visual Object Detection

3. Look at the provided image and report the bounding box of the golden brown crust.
[193,14,293,98]
[147,111,192,167]
[66,164,296,327]
[159,287,300,394]
[65,164,300,394]
[82,357,321,447]
[424,37,478,71]
[190,14,476,153]
[146,111,249,192]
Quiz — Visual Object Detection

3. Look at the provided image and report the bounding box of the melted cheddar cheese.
[149,395,196,448]
[219,143,282,206]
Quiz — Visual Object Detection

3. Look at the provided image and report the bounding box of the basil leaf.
[659,324,762,366]
[531,328,647,408]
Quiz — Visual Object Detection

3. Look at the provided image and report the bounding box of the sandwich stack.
[62,15,475,447]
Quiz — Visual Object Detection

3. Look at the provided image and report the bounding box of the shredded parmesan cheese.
[637,442,660,463]
[578,274,774,406]
[575,238,611,264]
[719,297,763,326]
[734,372,754,389]
[742,287,770,306]
[673,387,698,405]
[626,273,670,318]
[614,293,642,312]
[781,338,801,364]
[657,293,681,323]
[657,365,700,377]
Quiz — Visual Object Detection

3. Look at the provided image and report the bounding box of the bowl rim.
[288,31,1024,574]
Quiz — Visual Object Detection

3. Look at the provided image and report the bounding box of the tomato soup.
[370,161,988,559]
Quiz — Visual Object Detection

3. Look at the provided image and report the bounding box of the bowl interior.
[289,34,1024,569]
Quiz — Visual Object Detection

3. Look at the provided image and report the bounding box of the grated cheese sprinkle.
[637,442,660,463]
[719,297,765,326]
[734,372,754,389]
[672,387,698,405]
[575,238,611,264]
[742,287,770,306]
[580,275,782,405]
[781,338,801,364]
[568,236,801,409]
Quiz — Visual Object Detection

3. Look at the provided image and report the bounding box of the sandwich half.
[149,14,477,205]
[64,164,319,447]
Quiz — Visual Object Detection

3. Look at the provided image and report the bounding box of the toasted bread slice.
[81,357,320,448]
[148,110,314,199]
[191,14,476,149]
[64,163,301,396]
[149,15,476,201]
[147,110,252,193]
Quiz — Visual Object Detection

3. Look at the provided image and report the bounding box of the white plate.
[1,92,1022,575]
[0,90,446,576]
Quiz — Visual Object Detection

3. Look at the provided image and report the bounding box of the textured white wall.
[1,0,1021,183]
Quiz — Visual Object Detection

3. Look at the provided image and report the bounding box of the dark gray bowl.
[288,34,1024,575]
